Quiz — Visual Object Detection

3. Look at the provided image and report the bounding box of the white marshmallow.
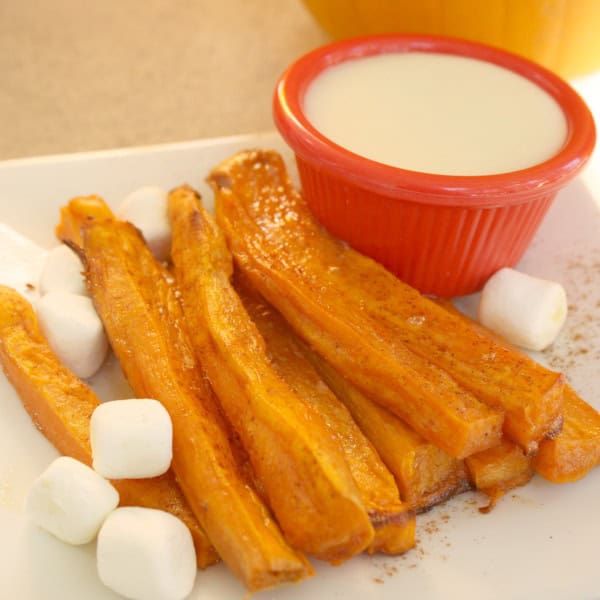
[91,399,173,479]
[0,223,47,302]
[36,291,108,379]
[478,267,568,351]
[97,507,197,600]
[117,186,171,261]
[25,456,119,545]
[39,244,88,296]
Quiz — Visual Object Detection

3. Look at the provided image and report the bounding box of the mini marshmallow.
[39,244,87,296]
[36,291,108,379]
[478,267,568,351]
[91,399,173,479]
[25,456,119,545]
[97,507,197,600]
[117,186,171,261]
[0,223,47,302]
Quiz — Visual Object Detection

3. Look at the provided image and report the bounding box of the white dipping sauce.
[303,52,568,176]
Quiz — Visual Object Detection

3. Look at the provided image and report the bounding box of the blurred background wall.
[3,0,599,160]
[0,0,327,159]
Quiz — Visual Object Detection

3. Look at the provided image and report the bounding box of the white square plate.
[0,124,598,600]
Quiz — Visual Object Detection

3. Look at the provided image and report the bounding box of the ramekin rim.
[273,34,596,207]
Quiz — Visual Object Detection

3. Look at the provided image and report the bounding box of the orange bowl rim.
[273,33,596,207]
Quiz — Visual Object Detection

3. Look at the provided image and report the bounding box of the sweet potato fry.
[80,220,311,591]
[211,150,563,454]
[535,387,600,483]
[425,300,535,505]
[0,285,218,568]
[55,195,114,247]
[210,150,503,459]
[419,299,564,453]
[234,272,415,555]
[168,185,374,564]
[434,299,600,484]
[465,439,535,512]
[303,349,471,512]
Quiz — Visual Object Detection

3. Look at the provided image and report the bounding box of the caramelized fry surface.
[211,150,564,455]
[81,221,311,591]
[210,150,503,459]
[0,285,218,568]
[435,299,600,484]
[305,350,471,512]
[466,439,534,512]
[235,272,415,555]
[55,195,115,247]
[168,185,374,564]
[536,387,600,483]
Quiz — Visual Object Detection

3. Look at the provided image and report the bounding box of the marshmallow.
[97,507,197,600]
[36,291,108,379]
[0,223,47,302]
[117,187,171,261]
[39,244,88,296]
[91,399,173,479]
[25,456,119,545]
[478,267,568,351]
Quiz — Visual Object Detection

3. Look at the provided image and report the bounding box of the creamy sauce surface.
[303,52,568,176]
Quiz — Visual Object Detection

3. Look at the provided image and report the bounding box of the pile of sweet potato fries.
[0,150,598,592]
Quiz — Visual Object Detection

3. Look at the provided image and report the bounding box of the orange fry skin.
[466,439,535,512]
[0,285,218,568]
[55,195,115,247]
[535,387,600,483]
[435,299,600,484]
[210,150,563,455]
[304,350,471,512]
[210,150,503,460]
[81,221,312,591]
[235,272,415,556]
[168,185,375,564]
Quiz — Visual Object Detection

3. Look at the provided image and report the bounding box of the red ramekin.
[273,35,596,297]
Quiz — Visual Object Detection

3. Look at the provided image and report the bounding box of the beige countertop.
[0,0,328,160]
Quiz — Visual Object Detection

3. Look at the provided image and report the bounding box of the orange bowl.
[302,0,600,78]
[273,35,596,297]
